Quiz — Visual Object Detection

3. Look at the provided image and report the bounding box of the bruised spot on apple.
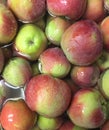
[0,99,37,130]
[25,74,72,118]
[61,19,103,66]
[67,88,107,129]
[13,24,48,61]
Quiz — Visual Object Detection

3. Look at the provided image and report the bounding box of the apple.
[104,0,109,12]
[59,119,88,130]
[70,64,100,88]
[0,48,4,73]
[7,0,46,23]
[31,61,40,76]
[61,19,103,66]
[67,88,107,129]
[0,99,37,130]
[45,16,71,46]
[0,3,17,45]
[100,16,109,51]
[13,24,48,61]
[83,0,106,23]
[100,120,109,130]
[2,56,32,88]
[25,74,72,118]
[38,47,71,78]
[96,50,109,72]
[37,115,63,130]
[47,0,87,21]
[98,68,109,100]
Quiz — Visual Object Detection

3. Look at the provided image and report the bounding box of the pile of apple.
[1,0,109,130]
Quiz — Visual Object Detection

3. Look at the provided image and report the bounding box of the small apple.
[7,0,46,23]
[2,56,32,87]
[98,68,109,100]
[61,19,103,66]
[83,0,106,23]
[13,24,48,61]
[25,74,72,118]
[59,119,88,130]
[70,64,100,88]
[38,47,71,78]
[67,88,107,129]
[0,99,37,130]
[0,3,17,45]
[47,0,87,21]
[37,115,63,130]
[45,16,71,46]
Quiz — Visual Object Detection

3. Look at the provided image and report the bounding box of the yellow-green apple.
[96,50,109,72]
[98,69,109,100]
[45,16,71,46]
[61,19,103,66]
[38,47,71,78]
[0,48,4,73]
[70,64,100,88]
[59,119,88,130]
[13,24,48,61]
[67,88,107,129]
[7,0,46,23]
[0,99,37,130]
[47,0,87,21]
[0,3,17,45]
[37,115,63,130]
[83,0,106,23]
[100,16,109,51]
[2,56,32,87]
[25,74,72,118]
[31,61,40,76]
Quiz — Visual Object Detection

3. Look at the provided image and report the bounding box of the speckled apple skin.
[25,74,72,118]
[61,19,103,66]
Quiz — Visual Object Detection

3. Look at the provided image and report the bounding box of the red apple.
[83,0,106,23]
[0,3,18,45]
[47,0,87,21]
[7,0,46,23]
[70,64,100,88]
[61,19,103,66]
[38,47,71,78]
[67,88,107,129]
[0,99,37,130]
[25,74,72,118]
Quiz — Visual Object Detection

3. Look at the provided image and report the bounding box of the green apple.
[37,115,63,130]
[13,24,48,61]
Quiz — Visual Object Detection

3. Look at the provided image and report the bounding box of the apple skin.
[45,16,71,46]
[0,3,17,45]
[67,88,107,129]
[70,64,100,88]
[13,24,48,61]
[59,120,88,130]
[61,19,103,66]
[38,47,71,78]
[25,74,72,118]
[100,120,109,130]
[0,48,4,73]
[7,0,46,23]
[104,0,109,13]
[47,0,87,21]
[100,16,109,51]
[0,99,37,130]
[96,50,109,72]
[2,56,32,87]
[37,115,63,130]
[83,0,106,23]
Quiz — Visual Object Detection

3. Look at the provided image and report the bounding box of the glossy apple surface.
[67,88,107,129]
[0,99,37,130]
[61,19,103,66]
[25,74,72,118]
